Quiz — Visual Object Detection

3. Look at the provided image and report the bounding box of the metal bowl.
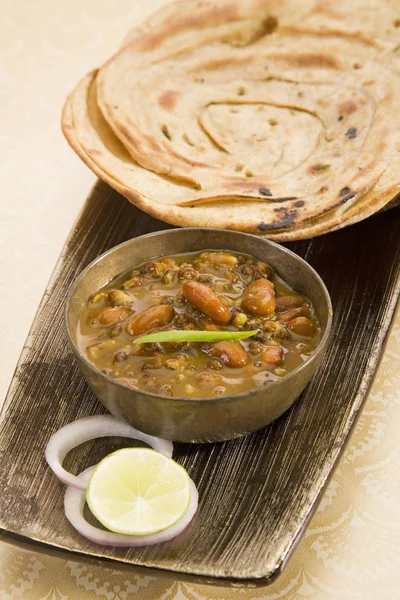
[66,228,332,443]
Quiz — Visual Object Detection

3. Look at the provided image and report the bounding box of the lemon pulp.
[86,447,191,535]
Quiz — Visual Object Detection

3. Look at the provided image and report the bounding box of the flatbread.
[63,70,398,240]
[62,0,400,239]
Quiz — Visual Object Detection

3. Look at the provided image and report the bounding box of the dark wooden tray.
[0,182,399,587]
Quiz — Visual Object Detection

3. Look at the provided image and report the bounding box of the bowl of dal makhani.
[66,228,332,442]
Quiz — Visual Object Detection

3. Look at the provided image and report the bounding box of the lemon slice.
[86,448,191,536]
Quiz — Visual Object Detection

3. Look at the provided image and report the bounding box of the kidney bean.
[241,279,276,316]
[275,295,305,312]
[277,306,310,323]
[200,252,238,267]
[126,305,174,336]
[183,281,230,324]
[210,341,248,368]
[286,316,315,337]
[97,306,132,325]
[261,343,284,365]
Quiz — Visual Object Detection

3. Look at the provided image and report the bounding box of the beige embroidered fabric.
[62,0,400,239]
[1,2,400,598]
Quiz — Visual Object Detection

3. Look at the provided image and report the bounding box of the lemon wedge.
[86,448,191,536]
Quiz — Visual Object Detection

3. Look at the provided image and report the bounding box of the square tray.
[0,182,399,587]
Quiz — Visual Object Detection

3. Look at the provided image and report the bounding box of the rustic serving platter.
[0,182,399,587]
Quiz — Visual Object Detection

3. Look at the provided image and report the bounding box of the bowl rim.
[65,227,333,403]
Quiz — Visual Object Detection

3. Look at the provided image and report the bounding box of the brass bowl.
[66,228,332,443]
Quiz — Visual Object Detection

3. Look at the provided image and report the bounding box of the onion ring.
[45,415,173,491]
[64,467,198,546]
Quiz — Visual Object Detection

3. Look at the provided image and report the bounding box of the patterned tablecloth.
[1,1,399,598]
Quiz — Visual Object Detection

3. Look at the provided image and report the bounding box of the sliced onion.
[45,415,173,491]
[64,467,198,547]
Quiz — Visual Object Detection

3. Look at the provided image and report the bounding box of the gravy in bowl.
[77,250,321,399]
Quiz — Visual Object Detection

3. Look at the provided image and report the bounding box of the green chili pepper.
[134,329,259,344]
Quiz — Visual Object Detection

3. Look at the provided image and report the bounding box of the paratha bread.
[62,0,400,239]
[63,70,399,240]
